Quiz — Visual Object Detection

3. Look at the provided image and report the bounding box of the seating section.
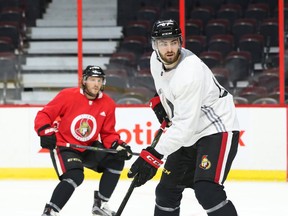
[0,0,50,103]
[115,0,286,104]
[185,35,207,56]
[224,51,252,86]
[0,0,287,104]
[208,34,234,58]
[6,0,122,104]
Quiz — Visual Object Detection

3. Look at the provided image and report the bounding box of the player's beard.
[84,86,100,99]
[159,50,180,65]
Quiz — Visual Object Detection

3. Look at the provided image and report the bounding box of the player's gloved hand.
[127,147,163,187]
[111,140,133,160]
[149,95,171,127]
[37,124,57,150]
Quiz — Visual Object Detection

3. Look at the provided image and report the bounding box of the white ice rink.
[1,179,288,216]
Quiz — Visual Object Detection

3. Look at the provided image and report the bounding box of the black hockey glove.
[127,147,163,187]
[38,124,57,150]
[149,95,171,127]
[111,140,133,161]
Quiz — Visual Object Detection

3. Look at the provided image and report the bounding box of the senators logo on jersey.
[71,114,97,142]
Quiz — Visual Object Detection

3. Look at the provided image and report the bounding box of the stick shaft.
[115,121,167,216]
[115,177,138,216]
[57,142,139,156]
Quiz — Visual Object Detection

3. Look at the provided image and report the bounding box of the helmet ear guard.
[152,39,157,50]
[179,36,183,46]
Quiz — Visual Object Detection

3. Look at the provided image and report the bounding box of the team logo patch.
[71,114,97,142]
[199,155,211,170]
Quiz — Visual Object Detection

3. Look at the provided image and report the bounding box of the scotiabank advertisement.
[0,106,287,180]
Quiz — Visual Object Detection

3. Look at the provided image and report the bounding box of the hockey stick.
[115,121,167,216]
[57,142,140,156]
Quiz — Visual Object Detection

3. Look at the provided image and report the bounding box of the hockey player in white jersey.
[128,19,240,216]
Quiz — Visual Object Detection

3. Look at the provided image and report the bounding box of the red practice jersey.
[34,88,120,151]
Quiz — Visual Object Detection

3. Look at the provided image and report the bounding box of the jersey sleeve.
[34,90,67,133]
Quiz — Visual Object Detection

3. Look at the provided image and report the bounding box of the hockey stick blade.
[57,142,140,156]
[115,121,167,216]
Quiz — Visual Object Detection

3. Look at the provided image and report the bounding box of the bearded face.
[155,37,181,65]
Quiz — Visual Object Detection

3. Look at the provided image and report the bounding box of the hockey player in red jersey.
[35,65,132,216]
[128,20,240,216]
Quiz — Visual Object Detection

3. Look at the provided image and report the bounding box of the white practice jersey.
[150,48,240,156]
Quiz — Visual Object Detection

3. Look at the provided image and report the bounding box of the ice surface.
[0,179,287,216]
